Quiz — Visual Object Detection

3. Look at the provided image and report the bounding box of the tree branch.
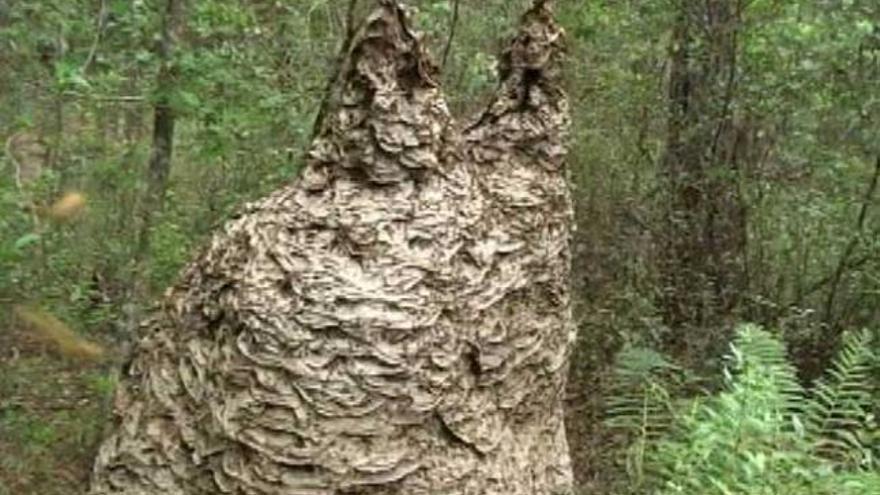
[61,91,145,103]
[81,0,108,74]
[5,133,22,191]
[822,154,880,325]
[311,0,361,139]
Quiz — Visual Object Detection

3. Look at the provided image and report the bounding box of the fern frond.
[604,345,684,487]
[728,324,804,413]
[817,471,880,495]
[629,324,880,495]
[605,346,681,437]
[805,329,877,468]
[649,325,813,495]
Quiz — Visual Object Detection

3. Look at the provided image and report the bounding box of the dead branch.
[61,91,146,103]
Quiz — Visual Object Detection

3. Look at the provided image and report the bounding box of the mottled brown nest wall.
[90,1,574,494]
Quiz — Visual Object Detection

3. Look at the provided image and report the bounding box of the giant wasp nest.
[92,1,574,493]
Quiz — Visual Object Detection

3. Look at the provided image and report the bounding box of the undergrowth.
[606,324,880,495]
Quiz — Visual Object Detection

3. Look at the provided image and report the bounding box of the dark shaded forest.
[1,1,878,494]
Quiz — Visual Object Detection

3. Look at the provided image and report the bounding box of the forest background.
[0,0,878,494]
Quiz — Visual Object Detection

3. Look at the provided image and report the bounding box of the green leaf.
[14,233,40,250]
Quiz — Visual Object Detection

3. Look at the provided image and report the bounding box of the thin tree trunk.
[441,0,461,68]
[823,155,880,326]
[659,0,747,360]
[311,0,361,140]
[134,0,187,294]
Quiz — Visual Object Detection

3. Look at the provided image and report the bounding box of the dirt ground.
[0,322,114,495]
[0,318,611,495]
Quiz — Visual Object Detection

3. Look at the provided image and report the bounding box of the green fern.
[725,323,804,412]
[605,345,684,487]
[649,325,811,494]
[805,329,877,468]
[606,346,682,435]
[613,324,880,495]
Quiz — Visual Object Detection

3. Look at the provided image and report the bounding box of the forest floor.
[0,318,608,495]
[0,324,114,495]
[565,351,621,493]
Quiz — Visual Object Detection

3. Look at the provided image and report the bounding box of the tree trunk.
[90,1,574,494]
[659,0,747,359]
[134,0,187,290]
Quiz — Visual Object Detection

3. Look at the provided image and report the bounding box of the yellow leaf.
[13,305,105,363]
[48,192,87,221]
